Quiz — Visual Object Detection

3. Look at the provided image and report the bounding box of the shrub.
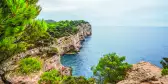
[91,53,132,84]
[19,57,42,74]
[38,69,61,84]
[88,78,96,84]
[160,58,168,69]
[61,76,95,84]
[161,68,168,76]
[47,20,88,38]
[61,76,76,84]
[74,76,94,84]
[160,58,168,75]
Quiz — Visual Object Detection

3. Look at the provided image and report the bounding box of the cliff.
[117,61,168,84]
[0,23,92,84]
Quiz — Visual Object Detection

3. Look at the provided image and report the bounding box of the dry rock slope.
[117,61,168,84]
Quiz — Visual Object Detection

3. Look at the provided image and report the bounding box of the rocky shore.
[0,23,92,84]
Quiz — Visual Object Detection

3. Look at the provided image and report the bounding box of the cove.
[61,26,168,78]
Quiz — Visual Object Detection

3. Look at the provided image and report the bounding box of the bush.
[38,69,61,84]
[47,20,88,38]
[91,53,132,84]
[39,69,95,84]
[160,58,168,75]
[88,78,96,84]
[61,76,95,84]
[61,76,76,84]
[19,57,42,74]
[161,68,168,76]
[74,76,94,84]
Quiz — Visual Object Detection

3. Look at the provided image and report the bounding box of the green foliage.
[92,53,132,84]
[61,76,76,84]
[74,76,95,84]
[161,68,168,76]
[48,47,59,55]
[0,0,41,62]
[19,57,42,74]
[20,20,51,47]
[88,78,96,84]
[61,76,95,84]
[0,37,28,62]
[0,0,40,37]
[47,20,88,38]
[160,58,168,69]
[160,58,168,75]
[38,69,61,84]
[38,69,95,84]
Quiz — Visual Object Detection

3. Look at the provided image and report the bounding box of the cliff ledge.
[118,61,168,84]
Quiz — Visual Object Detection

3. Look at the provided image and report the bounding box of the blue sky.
[38,0,168,26]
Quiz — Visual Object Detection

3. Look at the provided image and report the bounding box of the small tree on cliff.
[91,53,132,84]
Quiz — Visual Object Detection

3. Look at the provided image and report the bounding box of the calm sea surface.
[61,26,168,78]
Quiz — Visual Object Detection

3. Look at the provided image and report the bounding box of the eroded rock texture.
[117,61,168,84]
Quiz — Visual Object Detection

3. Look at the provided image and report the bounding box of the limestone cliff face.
[117,61,168,84]
[0,23,92,84]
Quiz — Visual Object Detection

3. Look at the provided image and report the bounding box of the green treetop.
[92,53,132,84]
[0,0,41,62]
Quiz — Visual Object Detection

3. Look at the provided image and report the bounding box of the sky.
[38,0,168,26]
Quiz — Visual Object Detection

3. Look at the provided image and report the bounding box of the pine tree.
[0,0,41,62]
[92,53,132,84]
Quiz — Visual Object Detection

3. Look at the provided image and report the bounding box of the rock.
[6,71,43,84]
[159,75,168,84]
[117,61,168,84]
[44,55,62,71]
[0,23,92,84]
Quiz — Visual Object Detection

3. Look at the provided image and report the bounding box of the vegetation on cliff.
[39,69,61,84]
[91,53,132,84]
[37,53,132,84]
[38,69,95,84]
[19,57,42,74]
[0,0,89,63]
[47,20,88,38]
[160,58,168,75]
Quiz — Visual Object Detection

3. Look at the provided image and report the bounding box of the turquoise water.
[61,26,168,78]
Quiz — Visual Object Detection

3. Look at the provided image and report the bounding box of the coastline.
[0,23,92,84]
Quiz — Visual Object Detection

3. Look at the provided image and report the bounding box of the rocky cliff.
[0,23,92,84]
[117,61,168,84]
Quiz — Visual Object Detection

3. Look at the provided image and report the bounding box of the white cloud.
[38,0,168,26]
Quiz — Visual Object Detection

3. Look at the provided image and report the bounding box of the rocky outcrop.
[0,23,92,84]
[117,61,168,84]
